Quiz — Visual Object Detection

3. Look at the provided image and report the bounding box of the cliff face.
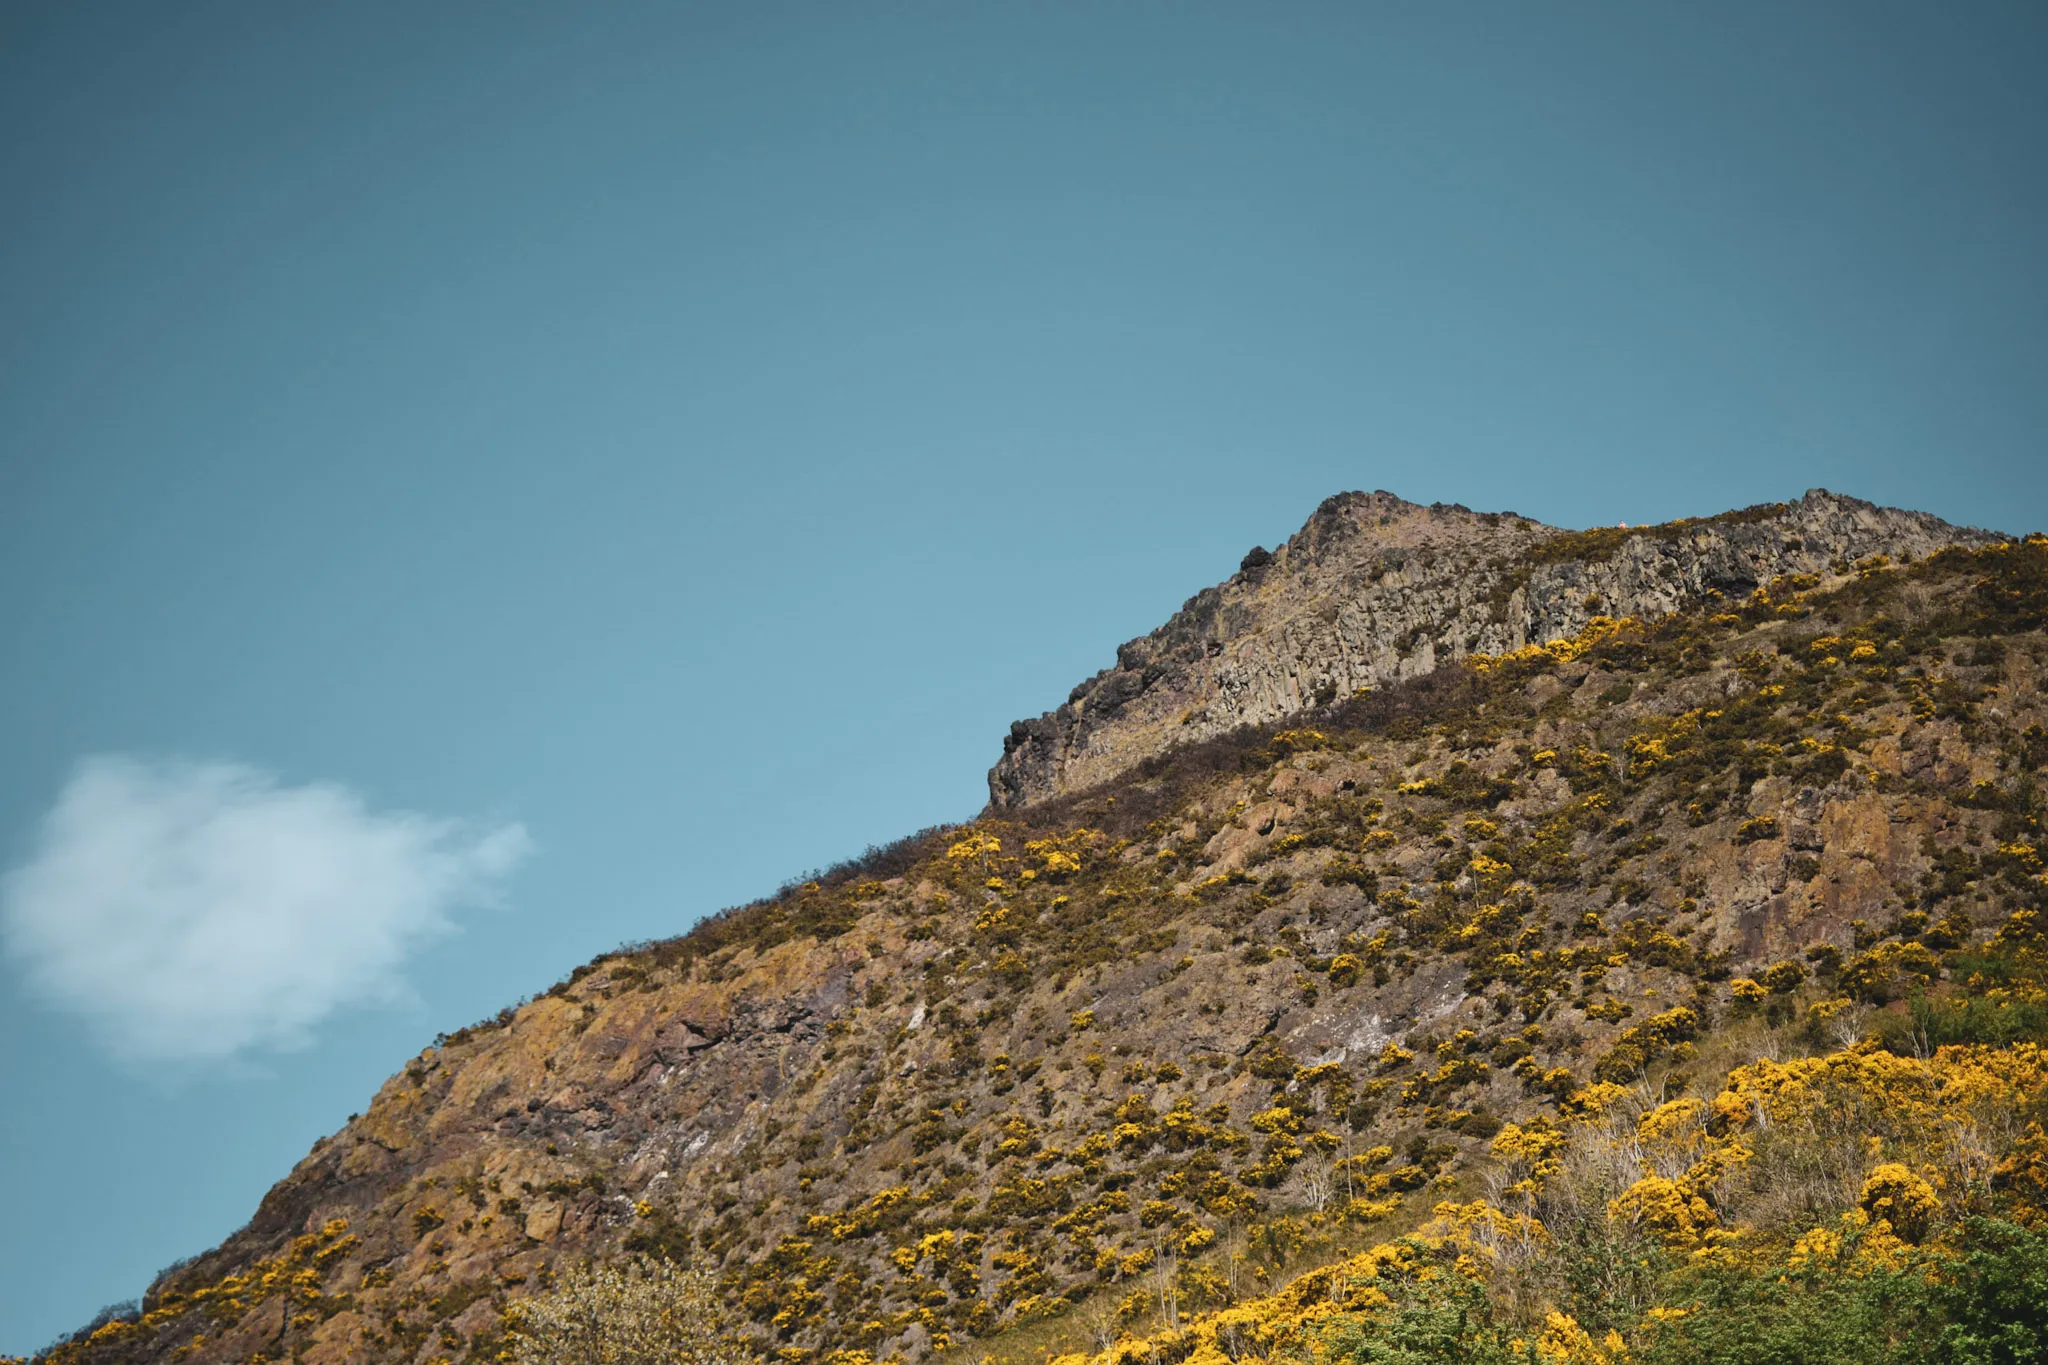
[987,490,2001,810]
[38,499,2048,1365]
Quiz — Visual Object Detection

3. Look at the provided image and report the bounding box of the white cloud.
[2,756,530,1066]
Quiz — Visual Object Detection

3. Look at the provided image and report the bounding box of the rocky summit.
[32,492,2048,1365]
[989,490,2002,810]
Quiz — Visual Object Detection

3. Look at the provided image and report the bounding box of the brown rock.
[990,490,1997,808]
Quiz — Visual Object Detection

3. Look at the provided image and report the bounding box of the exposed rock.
[988,489,2001,809]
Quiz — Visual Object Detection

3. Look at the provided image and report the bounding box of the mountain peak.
[987,490,2001,810]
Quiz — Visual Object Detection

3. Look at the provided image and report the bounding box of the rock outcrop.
[988,489,2001,809]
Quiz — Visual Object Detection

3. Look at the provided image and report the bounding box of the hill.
[30,492,2048,1365]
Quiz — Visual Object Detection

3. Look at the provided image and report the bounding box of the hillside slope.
[33,499,2048,1365]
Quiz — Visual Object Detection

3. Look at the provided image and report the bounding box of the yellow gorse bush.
[1467,617,1648,675]
[1048,1037,2048,1365]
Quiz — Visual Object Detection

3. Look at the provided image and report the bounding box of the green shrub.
[1636,1258,1939,1365]
[1924,1219,2048,1365]
[1636,1220,2048,1365]
[1322,1251,1528,1365]
[1879,992,2048,1049]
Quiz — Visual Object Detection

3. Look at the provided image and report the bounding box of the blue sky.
[2,1,2045,1351]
